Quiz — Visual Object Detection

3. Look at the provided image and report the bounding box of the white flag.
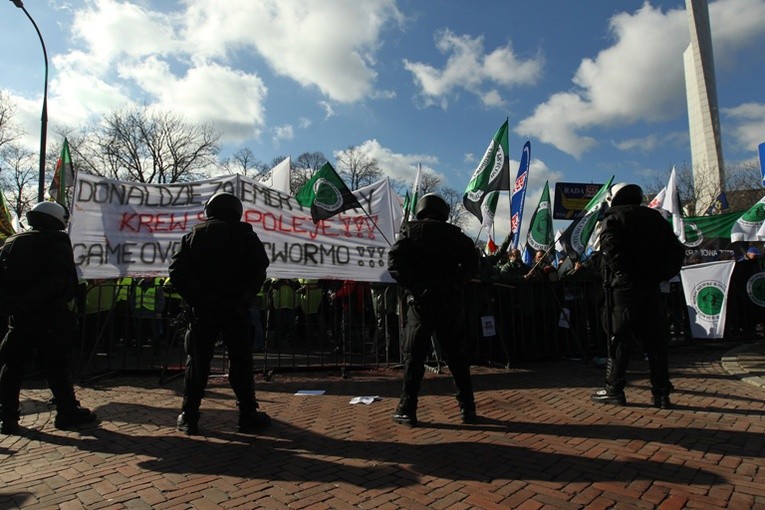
[663,167,685,243]
[680,260,735,339]
[260,156,291,194]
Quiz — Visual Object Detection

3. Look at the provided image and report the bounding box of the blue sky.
[2,0,764,238]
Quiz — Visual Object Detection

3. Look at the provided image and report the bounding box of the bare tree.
[220,147,267,178]
[0,143,37,221]
[0,91,22,151]
[293,151,328,193]
[644,161,763,216]
[335,145,382,190]
[69,107,221,183]
[440,186,469,229]
[419,173,441,195]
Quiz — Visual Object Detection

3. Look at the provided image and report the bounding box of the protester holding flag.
[388,193,480,427]
[590,183,685,410]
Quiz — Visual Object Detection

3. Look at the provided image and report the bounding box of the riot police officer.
[0,202,97,434]
[388,193,480,426]
[169,192,271,435]
[590,183,685,409]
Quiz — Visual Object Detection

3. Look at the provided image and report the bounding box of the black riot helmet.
[414,193,450,222]
[204,192,243,221]
[607,182,643,207]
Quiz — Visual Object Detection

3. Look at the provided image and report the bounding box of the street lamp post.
[10,0,49,203]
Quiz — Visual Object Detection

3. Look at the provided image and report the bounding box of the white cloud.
[404,29,543,109]
[341,139,441,185]
[119,60,268,142]
[723,102,765,150]
[515,0,765,159]
[180,0,404,102]
[613,131,688,153]
[271,124,294,145]
[32,0,404,148]
[71,0,179,63]
[318,101,335,120]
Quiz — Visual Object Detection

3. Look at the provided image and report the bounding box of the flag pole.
[352,204,393,247]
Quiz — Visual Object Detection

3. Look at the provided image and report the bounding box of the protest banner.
[69,173,401,282]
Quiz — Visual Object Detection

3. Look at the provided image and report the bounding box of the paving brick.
[2,342,765,509]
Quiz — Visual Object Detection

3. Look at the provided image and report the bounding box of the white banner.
[680,260,735,339]
[69,173,402,282]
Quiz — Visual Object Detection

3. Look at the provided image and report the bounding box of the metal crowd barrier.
[71,276,760,381]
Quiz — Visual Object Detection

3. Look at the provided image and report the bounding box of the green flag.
[49,138,74,207]
[559,176,614,261]
[295,162,363,224]
[525,181,553,257]
[463,119,510,222]
[0,187,15,239]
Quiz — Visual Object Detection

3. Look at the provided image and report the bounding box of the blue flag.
[509,141,531,249]
[705,191,729,215]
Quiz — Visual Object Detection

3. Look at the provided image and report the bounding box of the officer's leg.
[394,306,432,426]
[639,296,673,408]
[42,313,98,429]
[0,319,29,433]
[223,312,271,433]
[435,312,476,423]
[179,312,216,433]
[592,289,631,405]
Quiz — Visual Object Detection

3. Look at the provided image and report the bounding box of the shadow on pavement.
[23,399,740,489]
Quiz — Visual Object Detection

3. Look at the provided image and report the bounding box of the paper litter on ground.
[349,396,381,405]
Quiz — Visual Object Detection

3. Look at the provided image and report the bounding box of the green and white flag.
[49,138,74,207]
[463,120,510,223]
[730,195,765,243]
[295,162,363,224]
[680,260,735,339]
[525,181,553,257]
[559,176,614,261]
[0,186,15,239]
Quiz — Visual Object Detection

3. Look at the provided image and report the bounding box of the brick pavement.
[1,341,764,509]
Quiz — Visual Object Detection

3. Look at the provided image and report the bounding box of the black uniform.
[388,218,479,425]
[169,215,269,433]
[0,229,95,432]
[597,204,684,405]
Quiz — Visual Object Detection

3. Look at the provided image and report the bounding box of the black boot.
[459,402,477,424]
[0,405,19,435]
[392,398,417,427]
[652,395,672,409]
[55,406,98,430]
[0,418,19,435]
[590,388,626,406]
[238,408,271,434]
[176,412,199,435]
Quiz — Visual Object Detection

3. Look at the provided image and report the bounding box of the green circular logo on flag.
[741,203,765,223]
[312,178,343,212]
[683,223,703,248]
[746,272,765,308]
[691,281,726,320]
[528,203,552,251]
